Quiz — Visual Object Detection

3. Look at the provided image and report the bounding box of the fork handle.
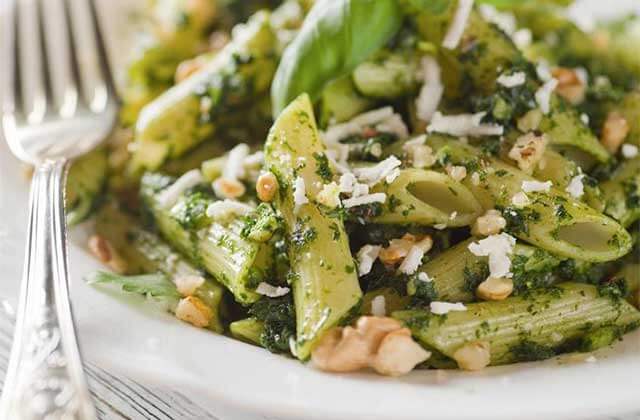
[0,159,96,420]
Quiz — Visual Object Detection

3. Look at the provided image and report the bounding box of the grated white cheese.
[157,169,203,208]
[325,146,351,174]
[399,247,424,275]
[243,151,264,168]
[430,301,467,315]
[342,193,387,208]
[357,244,382,276]
[446,165,467,182]
[223,143,250,180]
[206,199,254,222]
[316,182,341,209]
[256,282,290,298]
[479,4,516,35]
[536,61,552,82]
[584,355,597,363]
[566,174,585,198]
[511,191,531,207]
[338,172,357,193]
[418,272,432,283]
[371,295,386,317]
[434,223,447,230]
[415,56,444,122]
[293,176,309,212]
[442,0,475,50]
[574,67,589,86]
[352,182,370,198]
[322,107,394,145]
[497,71,526,88]
[174,275,205,296]
[622,143,639,159]
[580,113,590,125]
[512,28,532,50]
[521,180,553,193]
[404,135,436,169]
[450,211,458,220]
[468,233,516,279]
[471,172,481,186]
[535,78,559,115]
[427,111,504,137]
[352,156,402,187]
[398,237,433,275]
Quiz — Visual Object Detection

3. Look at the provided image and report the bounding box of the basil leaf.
[271,0,402,116]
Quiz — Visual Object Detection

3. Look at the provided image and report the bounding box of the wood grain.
[0,309,219,420]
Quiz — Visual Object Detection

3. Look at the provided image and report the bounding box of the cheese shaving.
[497,71,526,88]
[427,112,504,137]
[357,244,382,276]
[342,193,387,208]
[256,282,290,298]
[468,233,516,279]
[521,180,553,193]
[442,0,475,50]
[415,56,444,122]
[157,169,203,208]
[293,176,309,212]
[352,156,402,187]
[430,301,467,315]
[535,78,559,115]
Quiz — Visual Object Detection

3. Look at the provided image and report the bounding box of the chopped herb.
[241,203,282,242]
[499,206,541,235]
[249,296,295,354]
[463,261,490,293]
[290,224,317,250]
[510,340,556,362]
[313,152,333,182]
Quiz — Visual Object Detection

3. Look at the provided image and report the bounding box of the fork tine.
[16,0,48,123]
[0,0,16,116]
[66,0,110,113]
[39,0,78,118]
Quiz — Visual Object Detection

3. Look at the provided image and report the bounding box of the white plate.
[1,1,640,419]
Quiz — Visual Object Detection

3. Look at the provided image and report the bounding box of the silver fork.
[0,0,117,418]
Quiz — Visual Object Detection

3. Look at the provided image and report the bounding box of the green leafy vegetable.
[271,0,403,116]
[86,271,181,306]
[248,296,296,353]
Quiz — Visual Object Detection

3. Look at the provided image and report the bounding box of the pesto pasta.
[82,0,639,378]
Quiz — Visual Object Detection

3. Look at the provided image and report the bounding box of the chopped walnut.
[256,172,278,202]
[551,67,586,105]
[601,111,629,154]
[508,132,548,174]
[213,177,246,199]
[378,233,418,265]
[311,316,429,376]
[476,277,514,301]
[453,341,491,371]
[371,328,431,377]
[87,235,127,274]
[175,296,213,328]
[446,165,467,182]
[355,316,403,354]
[174,274,206,296]
[472,209,507,237]
[311,327,374,373]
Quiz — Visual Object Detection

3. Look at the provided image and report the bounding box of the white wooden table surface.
[1,1,639,419]
[0,308,223,420]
